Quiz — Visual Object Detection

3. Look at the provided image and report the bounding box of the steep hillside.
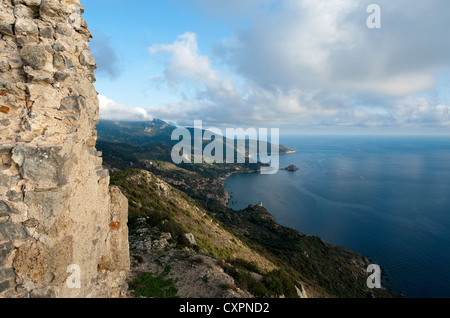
[111,169,310,298]
[212,204,396,298]
[99,137,398,298]
[98,139,263,206]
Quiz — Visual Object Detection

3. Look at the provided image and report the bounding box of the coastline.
[222,148,297,207]
[221,169,260,207]
[219,158,400,298]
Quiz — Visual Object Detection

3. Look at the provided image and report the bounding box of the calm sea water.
[225,135,450,298]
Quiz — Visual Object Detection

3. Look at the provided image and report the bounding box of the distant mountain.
[97,119,176,146]
[97,119,294,156]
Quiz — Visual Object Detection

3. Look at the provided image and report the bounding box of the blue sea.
[225,135,450,298]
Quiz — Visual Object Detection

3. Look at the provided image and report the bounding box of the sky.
[82,0,450,135]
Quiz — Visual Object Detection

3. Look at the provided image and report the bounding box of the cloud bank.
[99,95,153,121]
[147,0,450,131]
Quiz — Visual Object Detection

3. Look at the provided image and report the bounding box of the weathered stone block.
[15,18,39,37]
[52,52,65,68]
[14,238,73,285]
[12,146,67,187]
[0,172,21,188]
[20,44,50,70]
[60,95,84,114]
[24,190,68,228]
[13,3,37,19]
[107,186,130,274]
[53,42,65,52]
[40,0,64,19]
[79,49,96,68]
[0,280,11,293]
[23,66,54,83]
[24,0,42,7]
[55,23,72,36]
[0,61,10,72]
[39,25,54,39]
[0,267,15,280]
[96,168,109,180]
[73,78,96,99]
[65,56,74,68]
[54,71,69,81]
[27,83,59,108]
[6,189,23,202]
[0,241,13,266]
[0,146,12,155]
[0,23,14,37]
[0,119,11,126]
[16,35,39,47]
[0,201,12,217]
[0,220,28,240]
[22,218,39,229]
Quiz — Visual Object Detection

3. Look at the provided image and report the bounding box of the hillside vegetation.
[112,169,308,298]
[98,119,398,298]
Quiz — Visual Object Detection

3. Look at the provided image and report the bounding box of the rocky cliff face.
[0,0,129,298]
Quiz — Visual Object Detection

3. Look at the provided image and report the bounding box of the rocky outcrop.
[0,0,129,298]
[128,216,254,298]
[281,165,299,172]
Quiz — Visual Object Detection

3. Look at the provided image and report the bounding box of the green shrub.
[231,258,261,274]
[263,270,298,298]
[129,267,178,298]
[224,266,269,298]
[224,265,299,298]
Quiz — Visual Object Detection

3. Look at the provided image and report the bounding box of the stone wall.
[0,0,130,298]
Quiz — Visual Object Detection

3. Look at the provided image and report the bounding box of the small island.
[281,165,299,171]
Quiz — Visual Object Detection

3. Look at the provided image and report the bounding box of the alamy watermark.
[66,264,81,289]
[367,264,382,289]
[171,120,280,174]
[367,4,381,29]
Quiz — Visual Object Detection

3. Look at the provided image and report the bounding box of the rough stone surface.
[0,242,13,266]
[0,23,14,37]
[0,280,10,293]
[0,220,28,240]
[0,0,129,298]
[15,19,39,37]
[20,45,50,70]
[184,233,197,246]
[0,201,12,217]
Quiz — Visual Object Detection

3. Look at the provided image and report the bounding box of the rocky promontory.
[282,165,299,171]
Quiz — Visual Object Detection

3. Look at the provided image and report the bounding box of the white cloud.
[99,95,153,121]
[392,97,450,127]
[219,0,450,96]
[149,32,226,89]
[147,0,450,132]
